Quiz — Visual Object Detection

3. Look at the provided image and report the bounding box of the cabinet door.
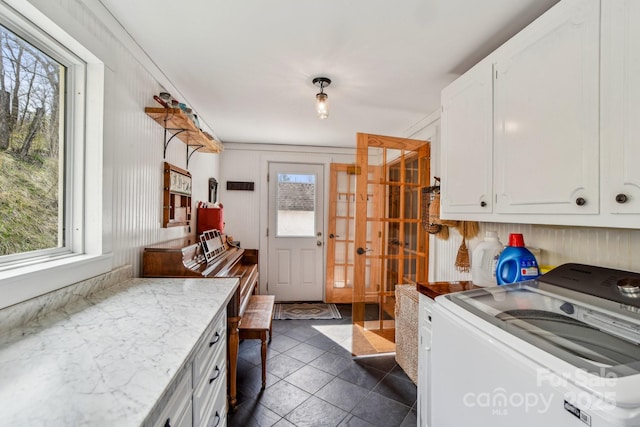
[601,0,640,215]
[493,0,600,215]
[440,57,494,216]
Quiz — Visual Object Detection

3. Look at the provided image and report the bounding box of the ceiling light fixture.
[313,77,331,119]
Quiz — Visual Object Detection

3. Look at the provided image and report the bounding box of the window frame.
[0,0,110,309]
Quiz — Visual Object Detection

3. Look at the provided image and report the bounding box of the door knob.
[575,197,586,206]
[329,233,340,239]
[356,247,371,255]
[317,241,322,247]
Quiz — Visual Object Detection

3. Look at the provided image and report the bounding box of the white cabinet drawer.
[173,400,192,427]
[193,358,226,427]
[193,312,226,385]
[153,368,193,427]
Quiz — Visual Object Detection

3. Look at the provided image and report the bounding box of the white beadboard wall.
[435,223,640,282]
[31,0,220,278]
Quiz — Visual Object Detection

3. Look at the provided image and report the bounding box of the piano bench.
[238,295,275,390]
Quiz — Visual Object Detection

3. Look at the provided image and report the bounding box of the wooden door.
[352,133,430,357]
[325,163,357,303]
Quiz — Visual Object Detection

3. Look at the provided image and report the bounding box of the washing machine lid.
[446,266,640,378]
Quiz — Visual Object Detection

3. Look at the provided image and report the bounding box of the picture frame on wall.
[163,162,192,227]
[209,177,218,204]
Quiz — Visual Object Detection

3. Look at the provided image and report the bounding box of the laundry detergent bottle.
[496,233,540,285]
[471,231,504,287]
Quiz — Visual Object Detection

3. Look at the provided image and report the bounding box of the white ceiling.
[98,0,560,148]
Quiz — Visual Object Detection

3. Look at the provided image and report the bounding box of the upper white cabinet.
[601,0,640,216]
[493,0,600,215]
[441,0,640,228]
[441,57,494,214]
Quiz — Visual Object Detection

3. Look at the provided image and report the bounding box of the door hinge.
[267,173,269,182]
[266,227,269,237]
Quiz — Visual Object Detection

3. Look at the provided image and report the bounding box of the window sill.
[0,253,113,310]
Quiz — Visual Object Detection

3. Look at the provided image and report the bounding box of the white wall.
[26,0,220,278]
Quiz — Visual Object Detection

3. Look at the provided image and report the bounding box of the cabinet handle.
[616,193,628,204]
[212,411,221,427]
[209,366,221,384]
[575,197,586,206]
[480,201,487,207]
[209,332,221,347]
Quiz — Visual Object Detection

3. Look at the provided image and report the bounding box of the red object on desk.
[197,207,223,235]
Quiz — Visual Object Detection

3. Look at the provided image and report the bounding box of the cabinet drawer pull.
[575,197,586,206]
[616,193,628,204]
[209,332,221,347]
[209,366,221,384]
[212,411,221,427]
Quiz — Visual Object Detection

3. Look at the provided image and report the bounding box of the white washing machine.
[431,263,640,427]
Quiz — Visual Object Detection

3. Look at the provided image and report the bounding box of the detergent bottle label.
[520,259,539,277]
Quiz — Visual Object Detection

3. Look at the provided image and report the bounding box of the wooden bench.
[238,295,275,389]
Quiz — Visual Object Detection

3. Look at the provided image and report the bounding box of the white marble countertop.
[0,277,238,426]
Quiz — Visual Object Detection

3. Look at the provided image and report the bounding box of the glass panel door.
[326,164,357,303]
[352,133,430,356]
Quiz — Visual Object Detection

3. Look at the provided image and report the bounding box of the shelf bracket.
[186,143,205,168]
[163,127,187,158]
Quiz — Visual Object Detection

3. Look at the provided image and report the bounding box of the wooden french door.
[326,163,376,303]
[352,133,430,357]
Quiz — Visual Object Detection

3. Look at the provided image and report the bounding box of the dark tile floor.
[229,304,417,427]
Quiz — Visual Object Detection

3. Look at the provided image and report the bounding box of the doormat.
[273,303,342,320]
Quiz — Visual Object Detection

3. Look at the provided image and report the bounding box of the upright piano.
[142,230,258,409]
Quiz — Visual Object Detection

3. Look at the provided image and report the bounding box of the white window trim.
[0,0,111,310]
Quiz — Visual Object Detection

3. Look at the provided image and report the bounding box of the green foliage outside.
[0,149,58,255]
[0,24,62,258]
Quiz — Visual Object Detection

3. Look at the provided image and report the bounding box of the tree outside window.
[0,23,65,257]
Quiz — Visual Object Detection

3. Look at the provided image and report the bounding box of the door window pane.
[276,173,316,236]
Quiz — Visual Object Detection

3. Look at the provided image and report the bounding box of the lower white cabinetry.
[153,368,193,427]
[149,308,227,427]
[418,293,434,427]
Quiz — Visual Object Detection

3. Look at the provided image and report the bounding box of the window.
[0,2,108,309]
[276,173,316,237]
[0,21,69,264]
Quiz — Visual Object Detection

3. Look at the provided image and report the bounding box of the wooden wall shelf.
[145,107,223,167]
